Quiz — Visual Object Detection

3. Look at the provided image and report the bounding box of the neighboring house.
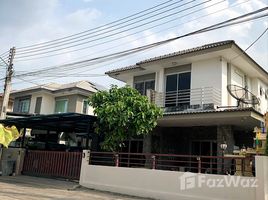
[106,40,268,157]
[10,81,103,116]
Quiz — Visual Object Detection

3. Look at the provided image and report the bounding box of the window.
[34,97,42,114]
[18,99,30,113]
[134,80,155,95]
[55,99,68,113]
[82,99,88,114]
[165,72,191,108]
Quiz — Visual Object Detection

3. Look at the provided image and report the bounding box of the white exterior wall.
[191,58,222,91]
[126,76,133,87]
[191,58,222,106]
[123,57,268,113]
[28,93,40,114]
[40,93,55,114]
[229,64,246,107]
[252,79,268,114]
[221,58,228,106]
[155,68,165,93]
[80,151,268,200]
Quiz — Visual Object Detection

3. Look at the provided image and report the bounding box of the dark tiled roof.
[138,40,233,64]
[105,40,234,74]
[105,65,140,74]
[163,107,262,116]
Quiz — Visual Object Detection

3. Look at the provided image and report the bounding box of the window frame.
[18,98,31,113]
[164,71,191,107]
[82,99,89,114]
[54,99,68,113]
[134,79,155,95]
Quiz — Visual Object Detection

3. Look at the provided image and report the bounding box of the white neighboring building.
[106,40,268,156]
[10,81,104,116]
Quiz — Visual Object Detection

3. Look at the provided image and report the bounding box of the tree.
[89,85,163,151]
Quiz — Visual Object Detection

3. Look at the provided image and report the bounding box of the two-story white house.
[106,40,268,158]
[10,80,104,116]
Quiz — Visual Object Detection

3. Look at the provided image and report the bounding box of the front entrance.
[119,139,143,167]
[191,140,217,156]
[191,140,217,173]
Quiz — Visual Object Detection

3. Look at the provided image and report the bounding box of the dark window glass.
[145,80,155,91]
[134,82,145,95]
[178,72,191,90]
[34,97,42,114]
[166,74,177,92]
[165,72,191,109]
[135,80,155,95]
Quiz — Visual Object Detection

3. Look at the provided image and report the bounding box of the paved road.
[0,175,147,200]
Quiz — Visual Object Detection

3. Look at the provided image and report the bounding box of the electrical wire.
[231,27,268,61]
[15,0,228,61]
[16,0,175,50]
[17,0,186,52]
[14,0,249,63]
[13,8,268,80]
[15,0,209,58]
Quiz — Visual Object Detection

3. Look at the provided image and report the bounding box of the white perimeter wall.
[80,151,268,200]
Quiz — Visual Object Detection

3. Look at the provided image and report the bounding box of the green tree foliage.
[89,85,163,151]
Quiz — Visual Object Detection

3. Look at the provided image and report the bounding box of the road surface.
[0,175,147,200]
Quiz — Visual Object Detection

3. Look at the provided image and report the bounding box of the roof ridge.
[106,40,234,74]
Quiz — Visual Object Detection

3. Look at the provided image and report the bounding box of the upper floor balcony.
[148,87,221,113]
[147,86,262,113]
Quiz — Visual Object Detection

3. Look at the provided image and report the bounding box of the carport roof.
[0,113,97,133]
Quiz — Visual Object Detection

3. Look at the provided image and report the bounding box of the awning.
[0,113,97,133]
[159,108,264,129]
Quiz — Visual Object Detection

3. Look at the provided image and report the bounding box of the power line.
[14,0,249,63]
[13,8,268,80]
[15,0,208,58]
[17,12,268,79]
[15,0,227,61]
[17,0,186,52]
[231,26,268,61]
[12,14,268,87]
[17,0,177,50]
[244,27,268,52]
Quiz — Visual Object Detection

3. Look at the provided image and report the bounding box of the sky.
[0,0,267,90]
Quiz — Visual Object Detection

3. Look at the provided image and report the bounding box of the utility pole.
[0,47,16,119]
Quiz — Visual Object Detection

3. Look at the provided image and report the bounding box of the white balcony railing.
[148,87,221,112]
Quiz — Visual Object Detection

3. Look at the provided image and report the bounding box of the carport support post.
[85,124,91,149]
[20,127,26,148]
[45,130,50,150]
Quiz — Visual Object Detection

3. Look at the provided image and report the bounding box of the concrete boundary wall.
[80,151,268,200]
[256,156,268,200]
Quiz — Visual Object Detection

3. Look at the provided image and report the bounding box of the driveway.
[0,175,147,200]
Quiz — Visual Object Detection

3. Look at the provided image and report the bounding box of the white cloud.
[65,8,102,30]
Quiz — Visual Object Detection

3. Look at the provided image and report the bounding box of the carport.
[0,113,97,180]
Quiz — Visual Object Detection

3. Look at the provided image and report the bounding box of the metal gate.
[22,150,82,180]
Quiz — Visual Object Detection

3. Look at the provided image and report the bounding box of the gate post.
[80,150,91,182]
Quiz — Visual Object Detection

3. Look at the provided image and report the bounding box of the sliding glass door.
[165,72,191,108]
[134,80,155,95]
